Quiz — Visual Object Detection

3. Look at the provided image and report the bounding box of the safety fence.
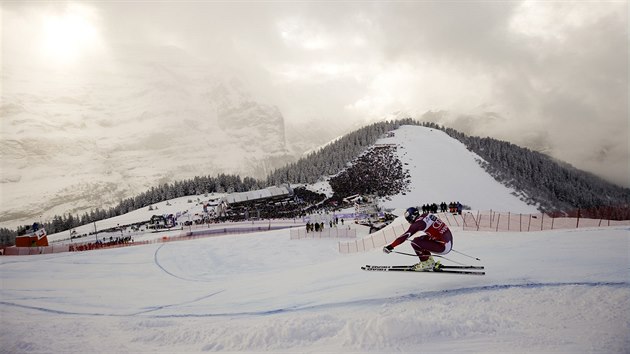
[183,224,300,238]
[2,244,70,256]
[338,210,630,254]
[2,221,305,256]
[338,223,407,254]
[290,228,357,240]
[460,210,630,232]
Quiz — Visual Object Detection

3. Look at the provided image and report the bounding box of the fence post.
[520,214,522,232]
[469,212,479,231]
[495,213,500,232]
[507,212,511,231]
[551,214,555,230]
[476,211,481,231]
[527,214,532,232]
[490,209,493,228]
[541,213,544,231]
[576,209,581,229]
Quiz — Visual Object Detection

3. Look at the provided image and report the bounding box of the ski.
[361,265,485,276]
[434,268,485,275]
[364,264,484,270]
[440,265,484,270]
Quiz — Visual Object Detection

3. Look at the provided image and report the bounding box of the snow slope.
[1,227,628,353]
[378,125,539,213]
[45,194,226,244]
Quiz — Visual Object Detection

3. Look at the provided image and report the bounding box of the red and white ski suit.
[388,212,453,261]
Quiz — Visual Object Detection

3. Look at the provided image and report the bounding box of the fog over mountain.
[0,52,302,227]
[1,1,627,227]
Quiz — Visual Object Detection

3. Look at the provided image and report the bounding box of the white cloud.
[345,60,496,120]
[509,1,625,42]
[2,1,627,186]
[277,17,332,50]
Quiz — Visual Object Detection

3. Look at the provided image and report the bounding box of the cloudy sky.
[2,1,628,186]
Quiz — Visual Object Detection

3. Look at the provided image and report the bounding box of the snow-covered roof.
[223,185,292,205]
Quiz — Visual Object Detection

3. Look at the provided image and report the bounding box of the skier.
[382,207,453,271]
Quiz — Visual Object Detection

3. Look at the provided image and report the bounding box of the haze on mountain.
[1,1,627,226]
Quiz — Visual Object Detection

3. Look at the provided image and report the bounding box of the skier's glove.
[383,245,394,254]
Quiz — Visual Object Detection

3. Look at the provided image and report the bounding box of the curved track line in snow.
[153,244,213,283]
[391,281,630,303]
[2,282,626,318]
[0,301,109,317]
[147,281,630,318]
[131,290,226,315]
[0,290,225,317]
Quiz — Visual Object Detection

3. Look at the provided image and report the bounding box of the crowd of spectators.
[69,236,133,252]
[305,216,343,232]
[328,145,410,203]
[305,222,324,232]
[421,202,464,215]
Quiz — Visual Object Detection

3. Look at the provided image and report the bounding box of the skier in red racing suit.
[383,206,453,271]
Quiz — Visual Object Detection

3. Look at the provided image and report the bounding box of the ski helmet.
[404,207,420,224]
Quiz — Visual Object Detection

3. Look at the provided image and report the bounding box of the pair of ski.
[362,264,485,276]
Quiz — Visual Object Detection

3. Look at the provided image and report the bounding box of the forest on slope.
[434,123,630,218]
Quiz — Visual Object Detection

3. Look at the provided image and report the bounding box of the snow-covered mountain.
[0,61,298,229]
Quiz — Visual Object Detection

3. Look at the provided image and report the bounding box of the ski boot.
[412,256,436,271]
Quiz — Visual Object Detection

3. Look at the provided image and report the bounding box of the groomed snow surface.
[1,226,629,353]
[2,125,628,353]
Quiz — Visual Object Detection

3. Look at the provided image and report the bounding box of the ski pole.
[393,250,432,257]
[392,250,417,257]
[451,249,481,261]
[391,251,466,265]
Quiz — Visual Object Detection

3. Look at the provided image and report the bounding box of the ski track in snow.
[153,243,204,282]
[153,243,227,284]
[131,281,630,318]
[0,289,226,317]
[1,281,626,319]
[130,290,227,316]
